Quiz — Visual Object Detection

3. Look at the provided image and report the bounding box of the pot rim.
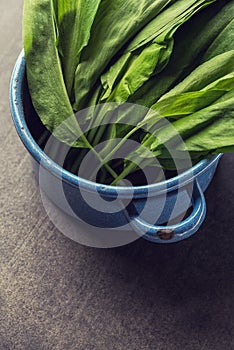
[10,50,222,199]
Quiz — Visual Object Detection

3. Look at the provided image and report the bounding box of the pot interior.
[22,73,182,186]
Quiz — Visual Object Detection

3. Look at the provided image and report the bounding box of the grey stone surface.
[0,1,234,349]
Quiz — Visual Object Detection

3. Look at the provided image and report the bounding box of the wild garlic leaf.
[23,2,73,134]
[129,0,233,107]
[158,50,234,100]
[99,0,217,104]
[151,96,234,152]
[53,0,102,100]
[72,0,176,110]
[23,0,89,147]
[180,97,234,152]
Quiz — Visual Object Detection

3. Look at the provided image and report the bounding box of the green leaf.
[23,0,84,146]
[129,0,233,107]
[148,71,234,119]
[151,95,234,152]
[72,0,182,110]
[98,0,217,104]
[181,98,234,152]
[201,18,234,61]
[53,0,101,100]
[158,50,234,100]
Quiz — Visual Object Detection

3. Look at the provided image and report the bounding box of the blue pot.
[10,51,222,244]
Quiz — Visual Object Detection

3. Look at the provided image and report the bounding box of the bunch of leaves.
[23,0,234,185]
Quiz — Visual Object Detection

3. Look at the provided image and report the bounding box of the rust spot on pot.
[157,229,174,241]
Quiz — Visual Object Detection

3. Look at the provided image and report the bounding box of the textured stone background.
[0,1,234,349]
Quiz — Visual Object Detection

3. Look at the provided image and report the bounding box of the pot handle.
[126,179,207,243]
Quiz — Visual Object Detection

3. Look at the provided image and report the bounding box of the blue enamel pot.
[10,51,222,244]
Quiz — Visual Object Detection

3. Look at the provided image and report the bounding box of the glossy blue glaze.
[10,51,222,243]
